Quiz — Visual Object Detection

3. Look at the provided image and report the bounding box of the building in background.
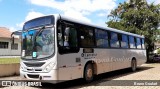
[0,27,21,56]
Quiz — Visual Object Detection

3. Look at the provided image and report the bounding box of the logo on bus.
[81,53,97,59]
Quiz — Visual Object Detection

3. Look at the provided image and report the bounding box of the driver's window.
[58,22,78,53]
[58,24,63,46]
[67,27,78,47]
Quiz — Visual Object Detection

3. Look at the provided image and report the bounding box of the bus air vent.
[27,74,39,79]
[24,62,45,67]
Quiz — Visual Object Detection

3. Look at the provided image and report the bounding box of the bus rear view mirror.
[11,32,15,44]
[11,30,22,44]
[11,36,14,44]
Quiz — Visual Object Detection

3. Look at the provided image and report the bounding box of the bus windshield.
[22,27,55,59]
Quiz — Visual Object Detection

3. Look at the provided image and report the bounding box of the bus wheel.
[131,59,137,72]
[84,63,94,83]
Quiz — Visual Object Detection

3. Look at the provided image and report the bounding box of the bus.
[19,14,146,83]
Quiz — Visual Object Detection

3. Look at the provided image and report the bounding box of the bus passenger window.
[57,22,79,54]
[68,27,78,47]
[121,35,129,48]
[58,25,76,48]
[136,38,142,49]
[95,29,109,48]
[63,26,78,48]
[110,32,120,48]
[80,26,95,47]
[129,36,136,48]
[64,27,70,47]
[141,39,145,49]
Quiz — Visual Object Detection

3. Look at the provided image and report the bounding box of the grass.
[0,57,20,64]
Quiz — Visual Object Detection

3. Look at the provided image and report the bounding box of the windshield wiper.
[32,26,45,58]
[35,26,45,37]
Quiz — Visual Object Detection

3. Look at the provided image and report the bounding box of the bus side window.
[121,34,129,48]
[136,37,142,49]
[63,26,78,48]
[79,26,95,47]
[129,36,136,48]
[57,21,79,54]
[68,27,78,47]
[141,38,145,49]
[110,32,120,48]
[57,24,63,47]
[95,29,109,48]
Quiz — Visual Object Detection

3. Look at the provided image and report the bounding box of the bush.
[158,49,160,54]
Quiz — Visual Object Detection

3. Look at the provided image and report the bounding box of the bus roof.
[25,14,144,38]
[55,14,144,38]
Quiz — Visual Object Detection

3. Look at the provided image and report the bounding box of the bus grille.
[27,74,39,79]
[24,62,45,67]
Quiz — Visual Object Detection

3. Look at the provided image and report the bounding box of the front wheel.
[84,63,94,83]
[131,59,137,72]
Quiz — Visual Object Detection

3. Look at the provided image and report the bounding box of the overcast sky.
[0,0,159,32]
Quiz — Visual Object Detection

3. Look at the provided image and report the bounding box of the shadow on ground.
[36,66,154,89]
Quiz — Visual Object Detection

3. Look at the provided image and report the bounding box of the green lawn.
[0,58,20,64]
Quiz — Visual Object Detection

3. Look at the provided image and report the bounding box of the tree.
[107,0,160,62]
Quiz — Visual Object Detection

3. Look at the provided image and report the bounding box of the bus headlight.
[43,62,55,72]
[20,64,27,71]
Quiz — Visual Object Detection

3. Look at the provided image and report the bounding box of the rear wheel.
[131,59,137,72]
[84,63,94,83]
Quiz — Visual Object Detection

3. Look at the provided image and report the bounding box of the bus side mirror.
[11,32,15,44]
[11,30,22,45]
[12,36,14,44]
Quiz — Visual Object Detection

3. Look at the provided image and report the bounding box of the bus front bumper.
[20,69,59,83]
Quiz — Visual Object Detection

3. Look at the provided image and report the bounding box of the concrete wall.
[0,63,20,77]
[0,38,21,56]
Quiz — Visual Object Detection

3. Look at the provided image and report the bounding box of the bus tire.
[131,59,137,72]
[84,63,94,83]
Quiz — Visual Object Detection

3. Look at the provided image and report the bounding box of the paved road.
[1,63,160,89]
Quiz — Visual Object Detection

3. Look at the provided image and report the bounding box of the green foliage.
[107,0,160,53]
[158,49,160,54]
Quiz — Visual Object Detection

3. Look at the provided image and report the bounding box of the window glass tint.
[136,38,141,49]
[80,26,95,47]
[121,35,129,48]
[141,39,145,49]
[110,32,119,48]
[95,29,109,48]
[129,36,136,48]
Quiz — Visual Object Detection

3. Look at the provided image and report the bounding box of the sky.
[0,0,159,32]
